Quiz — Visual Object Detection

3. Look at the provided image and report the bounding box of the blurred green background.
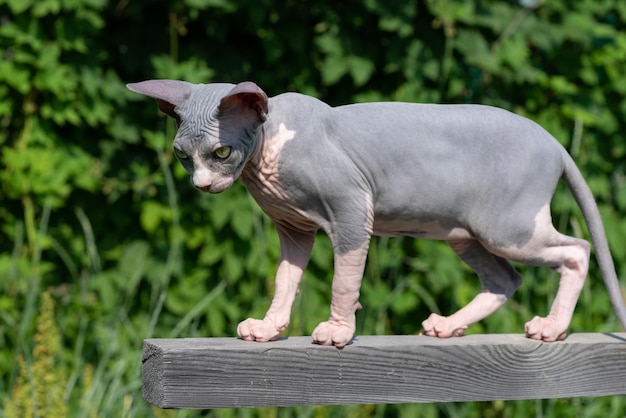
[1,0,626,416]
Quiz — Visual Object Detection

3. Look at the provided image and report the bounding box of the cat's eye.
[213,146,231,159]
[174,147,188,159]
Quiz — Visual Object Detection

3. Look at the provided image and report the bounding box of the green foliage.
[1,0,626,416]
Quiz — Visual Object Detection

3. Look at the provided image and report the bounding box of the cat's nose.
[193,169,214,192]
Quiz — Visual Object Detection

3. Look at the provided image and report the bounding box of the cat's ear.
[219,81,269,121]
[127,79,194,122]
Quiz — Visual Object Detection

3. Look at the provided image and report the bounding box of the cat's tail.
[561,147,626,333]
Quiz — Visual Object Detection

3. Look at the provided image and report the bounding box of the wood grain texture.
[142,333,626,409]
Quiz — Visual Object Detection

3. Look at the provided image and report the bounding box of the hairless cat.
[127,80,626,347]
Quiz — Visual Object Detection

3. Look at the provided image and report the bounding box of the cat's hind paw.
[312,320,355,347]
[237,318,282,342]
[525,316,567,342]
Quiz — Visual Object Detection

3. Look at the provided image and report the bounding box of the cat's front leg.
[238,226,315,342]
[312,241,370,347]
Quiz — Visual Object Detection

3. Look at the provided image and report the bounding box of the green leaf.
[496,35,529,69]
[390,291,418,315]
[320,54,348,85]
[32,0,62,17]
[6,0,34,13]
[315,33,343,55]
[140,201,172,234]
[151,55,215,83]
[185,0,232,9]
[348,56,375,86]
[222,251,243,281]
[0,61,31,93]
[454,29,496,71]
[230,210,253,239]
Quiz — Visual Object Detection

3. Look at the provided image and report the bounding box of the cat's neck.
[241,121,295,200]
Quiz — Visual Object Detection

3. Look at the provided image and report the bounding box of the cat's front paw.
[525,316,567,342]
[237,318,283,342]
[312,320,355,347]
[421,313,467,338]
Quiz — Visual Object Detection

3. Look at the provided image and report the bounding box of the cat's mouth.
[197,185,214,193]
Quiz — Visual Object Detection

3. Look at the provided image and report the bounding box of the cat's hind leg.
[482,206,589,341]
[423,205,590,341]
[421,239,522,337]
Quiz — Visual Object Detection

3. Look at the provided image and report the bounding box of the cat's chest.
[242,168,317,232]
[241,124,318,231]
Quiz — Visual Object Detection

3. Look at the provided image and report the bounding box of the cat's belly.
[372,218,474,240]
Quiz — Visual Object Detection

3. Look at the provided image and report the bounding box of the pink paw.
[312,320,355,348]
[525,316,567,342]
[421,313,467,338]
[237,318,285,342]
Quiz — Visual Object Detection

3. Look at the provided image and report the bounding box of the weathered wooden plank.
[142,333,626,409]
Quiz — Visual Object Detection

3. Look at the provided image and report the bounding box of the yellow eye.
[214,146,231,159]
[174,147,188,159]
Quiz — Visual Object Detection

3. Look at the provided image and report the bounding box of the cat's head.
[127,80,268,193]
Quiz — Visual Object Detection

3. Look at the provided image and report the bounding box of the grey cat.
[128,79,626,347]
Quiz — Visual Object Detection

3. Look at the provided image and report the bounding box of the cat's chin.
[195,177,235,194]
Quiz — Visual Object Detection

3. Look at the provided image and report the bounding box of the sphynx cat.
[127,80,626,347]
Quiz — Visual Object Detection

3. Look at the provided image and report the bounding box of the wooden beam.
[142,333,626,409]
